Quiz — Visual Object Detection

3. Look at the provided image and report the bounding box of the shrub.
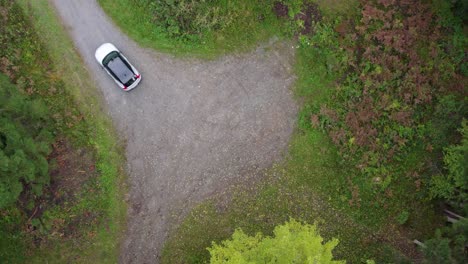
[208,218,344,263]
[422,218,468,263]
[396,210,409,225]
[142,0,239,41]
[429,119,468,207]
[0,74,53,208]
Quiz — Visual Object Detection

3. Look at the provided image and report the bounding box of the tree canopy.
[208,219,345,264]
[0,74,53,209]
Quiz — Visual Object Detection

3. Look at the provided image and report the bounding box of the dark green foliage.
[424,235,453,264]
[0,0,85,140]
[0,207,26,262]
[0,74,53,209]
[138,0,278,43]
[423,219,468,264]
[428,96,467,153]
[144,0,237,40]
[99,0,285,57]
[431,0,468,76]
[429,119,468,207]
[450,0,468,23]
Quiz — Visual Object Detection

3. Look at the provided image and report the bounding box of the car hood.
[95,43,118,64]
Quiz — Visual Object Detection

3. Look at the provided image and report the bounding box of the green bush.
[396,210,410,225]
[0,74,53,209]
[422,219,468,263]
[430,119,468,207]
[100,0,288,56]
[428,95,467,153]
[142,0,241,41]
[431,0,468,76]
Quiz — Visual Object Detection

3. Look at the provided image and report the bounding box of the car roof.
[106,54,134,85]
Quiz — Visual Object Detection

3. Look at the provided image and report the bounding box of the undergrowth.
[98,0,284,58]
[301,0,467,224]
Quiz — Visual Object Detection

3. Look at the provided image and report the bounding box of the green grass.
[313,0,358,17]
[5,0,128,262]
[98,0,284,58]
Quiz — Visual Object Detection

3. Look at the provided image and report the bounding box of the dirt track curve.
[51,0,298,262]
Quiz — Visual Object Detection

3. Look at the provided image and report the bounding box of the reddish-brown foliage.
[273,1,322,35]
[316,0,466,176]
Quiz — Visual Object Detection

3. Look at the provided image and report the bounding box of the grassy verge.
[97,0,283,58]
[1,0,127,262]
[97,0,359,59]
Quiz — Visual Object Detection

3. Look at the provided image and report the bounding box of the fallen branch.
[444,209,465,220]
[413,239,426,248]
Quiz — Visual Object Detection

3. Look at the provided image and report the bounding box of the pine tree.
[0,74,53,209]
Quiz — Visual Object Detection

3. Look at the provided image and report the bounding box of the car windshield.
[103,52,134,85]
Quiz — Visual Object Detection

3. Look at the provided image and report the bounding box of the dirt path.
[51,0,298,262]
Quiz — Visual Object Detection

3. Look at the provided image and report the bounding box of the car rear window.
[104,52,134,85]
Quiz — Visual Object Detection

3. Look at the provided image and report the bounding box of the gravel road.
[51,0,298,262]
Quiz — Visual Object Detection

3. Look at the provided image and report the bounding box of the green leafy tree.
[208,218,345,264]
[0,74,53,209]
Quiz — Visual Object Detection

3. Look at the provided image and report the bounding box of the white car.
[95,43,141,91]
